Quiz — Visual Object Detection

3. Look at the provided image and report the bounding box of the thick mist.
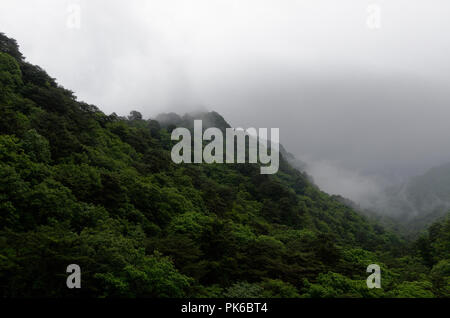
[1,0,450,211]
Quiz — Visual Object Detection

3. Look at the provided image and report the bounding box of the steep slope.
[0,33,447,298]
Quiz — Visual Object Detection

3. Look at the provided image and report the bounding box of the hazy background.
[1,0,450,206]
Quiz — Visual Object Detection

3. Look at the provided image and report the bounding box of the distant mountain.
[369,162,450,233]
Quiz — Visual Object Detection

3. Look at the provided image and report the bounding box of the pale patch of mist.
[298,156,389,210]
[299,156,450,222]
[377,178,450,220]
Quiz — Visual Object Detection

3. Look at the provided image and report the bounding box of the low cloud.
[299,156,386,208]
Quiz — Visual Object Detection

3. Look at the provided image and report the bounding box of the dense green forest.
[0,33,448,298]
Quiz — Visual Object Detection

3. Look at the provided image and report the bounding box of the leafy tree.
[223,282,263,298]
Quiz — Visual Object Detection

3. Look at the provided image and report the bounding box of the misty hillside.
[368,162,450,234]
[156,111,231,132]
[0,33,449,298]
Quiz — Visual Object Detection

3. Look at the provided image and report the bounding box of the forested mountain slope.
[371,162,450,234]
[0,33,448,298]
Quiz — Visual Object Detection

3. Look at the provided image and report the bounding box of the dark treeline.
[0,33,448,298]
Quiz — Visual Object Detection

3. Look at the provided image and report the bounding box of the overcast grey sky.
[1,0,450,202]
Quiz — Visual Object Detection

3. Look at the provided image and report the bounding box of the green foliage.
[22,129,51,163]
[223,282,264,298]
[430,260,450,297]
[0,52,22,89]
[301,272,384,298]
[387,281,434,298]
[259,279,300,298]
